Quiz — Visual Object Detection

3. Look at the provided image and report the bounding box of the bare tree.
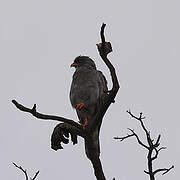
[13,162,39,180]
[12,24,120,180]
[114,110,174,180]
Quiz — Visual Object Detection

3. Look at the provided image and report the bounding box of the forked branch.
[13,162,39,180]
[114,128,149,149]
[114,110,174,180]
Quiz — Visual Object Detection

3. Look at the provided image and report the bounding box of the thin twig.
[13,162,28,180]
[13,162,40,180]
[114,133,135,141]
[30,170,40,180]
[114,128,148,149]
[128,128,149,149]
[100,23,106,45]
[153,165,174,175]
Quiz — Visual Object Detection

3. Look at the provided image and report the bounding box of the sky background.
[0,0,179,179]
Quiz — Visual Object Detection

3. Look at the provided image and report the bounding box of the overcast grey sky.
[0,0,179,179]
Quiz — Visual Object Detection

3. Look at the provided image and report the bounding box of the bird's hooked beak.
[70,62,78,68]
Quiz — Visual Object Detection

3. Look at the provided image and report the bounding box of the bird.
[70,56,108,129]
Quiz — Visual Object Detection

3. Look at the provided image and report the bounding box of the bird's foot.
[76,102,85,111]
[82,118,88,130]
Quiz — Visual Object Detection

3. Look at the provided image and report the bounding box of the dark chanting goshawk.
[70,56,108,129]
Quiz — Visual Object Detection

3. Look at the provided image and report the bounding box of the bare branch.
[13,162,40,180]
[114,133,135,141]
[13,162,28,180]
[92,24,119,131]
[158,147,167,152]
[151,146,167,161]
[100,23,106,46]
[151,149,158,161]
[127,110,147,134]
[127,110,154,148]
[144,170,150,174]
[30,171,40,180]
[12,100,82,130]
[153,165,174,175]
[97,23,119,97]
[154,134,161,147]
[128,128,149,149]
[114,128,148,149]
[116,110,174,180]
[162,165,174,175]
[127,110,146,121]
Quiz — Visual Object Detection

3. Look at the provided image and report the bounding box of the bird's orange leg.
[82,117,88,130]
[76,102,85,110]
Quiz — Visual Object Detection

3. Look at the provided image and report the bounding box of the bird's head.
[70,56,96,69]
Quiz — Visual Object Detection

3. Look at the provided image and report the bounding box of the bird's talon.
[76,102,85,110]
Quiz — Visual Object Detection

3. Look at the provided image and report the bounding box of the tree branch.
[144,170,150,175]
[128,128,149,149]
[12,100,82,130]
[153,165,174,175]
[115,110,174,180]
[127,110,155,148]
[91,23,120,130]
[114,128,149,149]
[151,147,167,161]
[154,134,161,147]
[114,133,135,141]
[13,162,28,180]
[97,23,120,98]
[31,170,40,180]
[127,110,148,135]
[13,162,39,180]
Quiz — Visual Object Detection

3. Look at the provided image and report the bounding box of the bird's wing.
[70,69,100,124]
[70,68,100,108]
[97,70,108,96]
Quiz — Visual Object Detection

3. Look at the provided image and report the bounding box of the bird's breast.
[70,69,99,108]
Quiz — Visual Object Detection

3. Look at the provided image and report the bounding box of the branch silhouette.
[13,162,39,180]
[12,24,119,180]
[114,110,174,180]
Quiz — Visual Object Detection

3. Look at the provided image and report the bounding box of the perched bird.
[70,56,108,129]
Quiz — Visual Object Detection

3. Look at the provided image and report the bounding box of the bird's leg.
[75,102,88,129]
[82,117,88,130]
[76,102,85,110]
